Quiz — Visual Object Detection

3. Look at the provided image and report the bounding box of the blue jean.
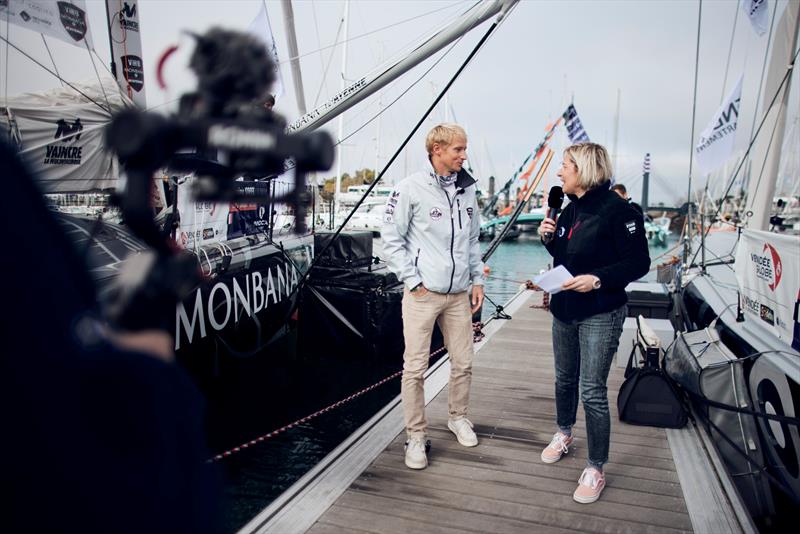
[551,305,626,469]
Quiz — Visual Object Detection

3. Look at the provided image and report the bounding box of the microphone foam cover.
[547,186,564,209]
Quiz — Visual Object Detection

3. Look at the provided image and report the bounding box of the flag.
[248,3,284,100]
[562,104,590,143]
[695,75,743,175]
[0,0,94,49]
[741,0,770,36]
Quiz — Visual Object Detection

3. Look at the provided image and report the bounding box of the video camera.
[106,27,334,251]
[103,28,334,330]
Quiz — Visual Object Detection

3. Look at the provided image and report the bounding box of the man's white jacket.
[381,167,484,293]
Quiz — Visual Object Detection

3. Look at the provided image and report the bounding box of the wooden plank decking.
[248,291,753,534]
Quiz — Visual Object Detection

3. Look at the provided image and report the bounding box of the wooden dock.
[243,291,755,534]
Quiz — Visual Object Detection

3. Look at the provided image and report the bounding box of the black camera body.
[103,27,334,330]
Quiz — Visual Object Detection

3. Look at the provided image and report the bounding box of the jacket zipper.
[415,248,420,267]
[444,188,456,293]
[457,198,462,230]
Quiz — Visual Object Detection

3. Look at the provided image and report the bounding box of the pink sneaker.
[573,467,606,503]
[540,431,573,464]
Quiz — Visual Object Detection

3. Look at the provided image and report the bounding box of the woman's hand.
[562,274,600,293]
[538,218,556,238]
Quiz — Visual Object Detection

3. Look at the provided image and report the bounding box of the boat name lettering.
[175,262,299,350]
[287,76,367,132]
[208,125,276,151]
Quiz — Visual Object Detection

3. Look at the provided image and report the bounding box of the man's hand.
[561,275,600,293]
[538,217,556,238]
[471,285,485,313]
[411,284,429,297]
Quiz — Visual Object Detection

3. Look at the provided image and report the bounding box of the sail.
[0,0,95,49]
[0,76,132,192]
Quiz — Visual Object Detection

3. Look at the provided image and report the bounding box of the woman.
[537,142,649,503]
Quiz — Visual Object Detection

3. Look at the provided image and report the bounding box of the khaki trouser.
[401,287,474,439]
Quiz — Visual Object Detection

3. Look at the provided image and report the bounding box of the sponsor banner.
[105,0,147,108]
[176,175,231,248]
[562,104,590,144]
[695,74,742,175]
[735,229,800,346]
[248,2,284,100]
[0,0,94,48]
[741,0,769,36]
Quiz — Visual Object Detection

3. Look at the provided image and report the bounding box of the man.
[611,183,644,216]
[382,123,485,470]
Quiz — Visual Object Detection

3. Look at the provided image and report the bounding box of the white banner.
[735,229,800,348]
[0,0,94,49]
[248,2,284,100]
[2,76,129,192]
[105,0,146,108]
[695,75,742,175]
[175,175,231,249]
[741,0,769,36]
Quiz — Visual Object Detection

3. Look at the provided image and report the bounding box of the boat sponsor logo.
[466,207,473,220]
[44,118,84,165]
[760,304,775,326]
[625,220,637,235]
[20,10,30,22]
[116,2,139,32]
[429,207,443,221]
[121,54,144,92]
[175,262,300,350]
[57,1,87,42]
[287,76,368,132]
[749,243,782,291]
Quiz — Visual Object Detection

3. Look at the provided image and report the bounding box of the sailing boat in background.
[667,0,800,528]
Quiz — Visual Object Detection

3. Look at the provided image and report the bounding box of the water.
[217,232,678,531]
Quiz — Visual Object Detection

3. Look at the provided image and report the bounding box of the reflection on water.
[219,233,678,531]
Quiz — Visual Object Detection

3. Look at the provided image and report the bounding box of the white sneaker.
[448,417,478,447]
[404,437,428,469]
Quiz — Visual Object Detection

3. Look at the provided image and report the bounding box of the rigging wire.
[688,44,800,269]
[40,35,64,88]
[84,40,112,113]
[0,35,111,115]
[275,0,467,67]
[290,2,516,308]
[719,1,739,104]
[683,0,703,265]
[312,8,343,108]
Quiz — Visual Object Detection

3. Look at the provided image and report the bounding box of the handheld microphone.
[543,185,564,243]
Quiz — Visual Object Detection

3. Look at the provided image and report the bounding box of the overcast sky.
[3,0,798,205]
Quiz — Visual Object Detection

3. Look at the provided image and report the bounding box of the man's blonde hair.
[425,123,467,155]
[563,142,613,190]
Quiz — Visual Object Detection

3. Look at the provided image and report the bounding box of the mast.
[105,0,146,108]
[642,153,650,212]
[747,0,800,230]
[333,0,350,219]
[288,0,518,133]
[281,0,307,115]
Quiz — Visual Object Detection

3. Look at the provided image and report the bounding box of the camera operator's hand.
[104,328,174,362]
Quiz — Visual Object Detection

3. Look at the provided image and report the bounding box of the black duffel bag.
[617,321,688,428]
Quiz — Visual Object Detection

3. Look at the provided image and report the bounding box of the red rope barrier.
[207,322,485,463]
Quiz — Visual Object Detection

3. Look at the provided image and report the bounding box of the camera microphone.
[542,185,564,243]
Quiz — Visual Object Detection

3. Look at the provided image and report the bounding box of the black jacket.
[543,184,650,321]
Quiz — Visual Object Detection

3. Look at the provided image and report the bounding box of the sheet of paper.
[533,265,573,294]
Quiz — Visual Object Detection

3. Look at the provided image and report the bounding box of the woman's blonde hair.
[425,123,467,155]
[563,142,613,190]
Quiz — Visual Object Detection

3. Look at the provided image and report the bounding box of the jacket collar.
[425,159,477,189]
[566,181,611,203]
